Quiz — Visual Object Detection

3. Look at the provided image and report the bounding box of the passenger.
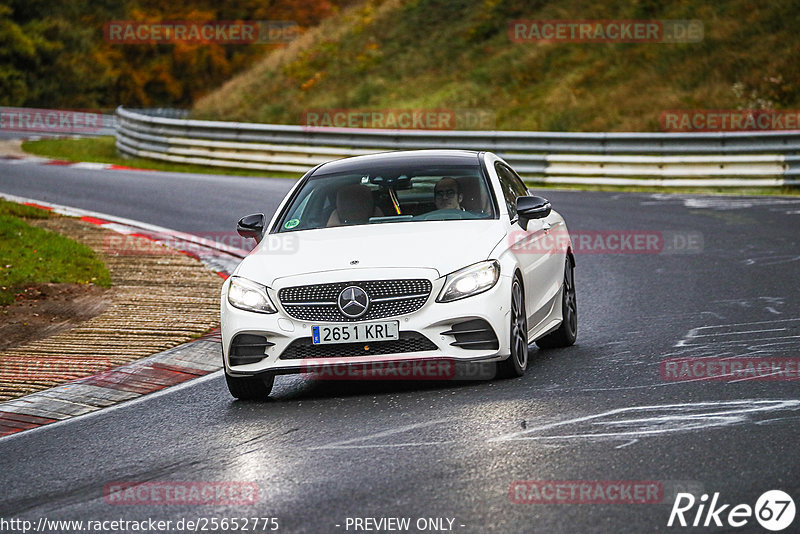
[327,184,382,226]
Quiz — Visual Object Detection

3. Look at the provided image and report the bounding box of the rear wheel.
[498,275,529,378]
[225,372,274,400]
[536,255,577,349]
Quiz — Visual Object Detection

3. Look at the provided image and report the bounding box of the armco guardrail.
[116,107,800,187]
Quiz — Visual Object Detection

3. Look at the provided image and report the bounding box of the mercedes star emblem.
[338,286,369,318]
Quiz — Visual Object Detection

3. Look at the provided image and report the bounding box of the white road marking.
[742,254,800,266]
[727,369,790,383]
[675,317,800,348]
[313,441,459,449]
[309,419,452,450]
[688,327,787,338]
[488,400,800,443]
[644,195,800,212]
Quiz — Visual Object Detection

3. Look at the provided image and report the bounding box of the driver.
[434,177,464,211]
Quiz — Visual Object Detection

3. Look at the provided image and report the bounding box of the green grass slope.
[193,0,800,132]
[0,200,111,305]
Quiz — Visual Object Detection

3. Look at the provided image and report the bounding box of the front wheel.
[498,275,529,378]
[535,255,577,349]
[225,372,274,400]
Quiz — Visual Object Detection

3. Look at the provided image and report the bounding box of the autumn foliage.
[0,0,341,109]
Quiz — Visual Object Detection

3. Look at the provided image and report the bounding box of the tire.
[498,274,529,378]
[225,372,275,400]
[536,255,577,349]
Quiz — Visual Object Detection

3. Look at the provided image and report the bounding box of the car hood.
[235,220,506,286]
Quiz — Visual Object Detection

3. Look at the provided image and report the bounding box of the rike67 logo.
[668,490,795,531]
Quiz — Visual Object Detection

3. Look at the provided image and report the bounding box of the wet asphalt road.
[1,162,799,533]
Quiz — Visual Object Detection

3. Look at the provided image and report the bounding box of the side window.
[509,168,529,199]
[495,163,528,219]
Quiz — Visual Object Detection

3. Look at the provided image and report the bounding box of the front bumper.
[220,268,514,377]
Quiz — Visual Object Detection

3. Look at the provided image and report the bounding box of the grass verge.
[0,200,112,305]
[21,137,302,179]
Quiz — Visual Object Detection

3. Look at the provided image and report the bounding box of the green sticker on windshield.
[284,218,300,229]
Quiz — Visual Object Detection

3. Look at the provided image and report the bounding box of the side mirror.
[516,196,551,230]
[237,213,265,243]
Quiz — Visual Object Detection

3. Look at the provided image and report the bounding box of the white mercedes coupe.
[221,150,577,399]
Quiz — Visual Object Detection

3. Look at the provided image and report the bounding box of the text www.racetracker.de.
[0,517,280,533]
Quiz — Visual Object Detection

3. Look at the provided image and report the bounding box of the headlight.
[437,260,500,302]
[227,276,277,314]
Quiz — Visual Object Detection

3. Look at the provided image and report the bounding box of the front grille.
[279,332,437,360]
[278,279,432,322]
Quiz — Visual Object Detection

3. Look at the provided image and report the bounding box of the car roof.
[311,149,484,175]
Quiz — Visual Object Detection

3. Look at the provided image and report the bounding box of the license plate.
[312,321,399,345]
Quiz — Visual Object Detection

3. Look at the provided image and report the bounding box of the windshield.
[276,164,496,233]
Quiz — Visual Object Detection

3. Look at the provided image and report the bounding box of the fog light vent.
[230,334,274,365]
[440,319,499,350]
